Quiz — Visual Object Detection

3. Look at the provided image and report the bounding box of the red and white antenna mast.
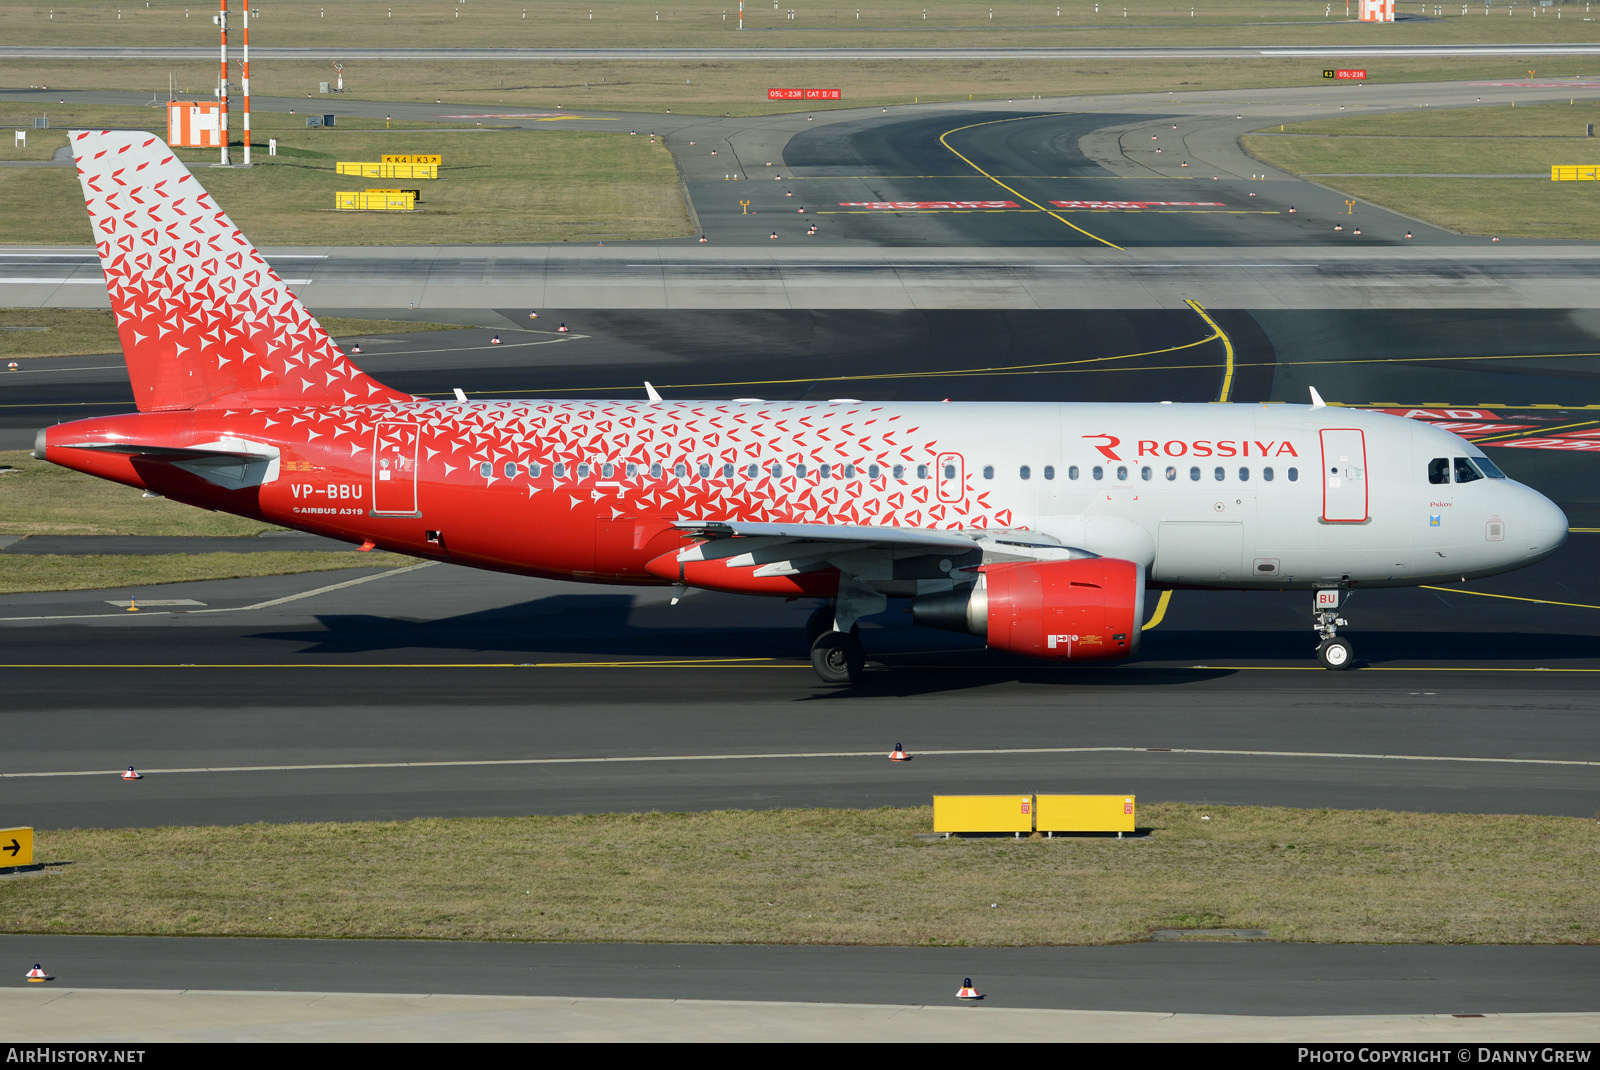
[241,4,251,165]
[218,0,230,165]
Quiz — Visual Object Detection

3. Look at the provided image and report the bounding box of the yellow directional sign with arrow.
[1,828,34,868]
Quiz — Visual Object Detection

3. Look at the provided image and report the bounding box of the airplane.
[34,130,1570,683]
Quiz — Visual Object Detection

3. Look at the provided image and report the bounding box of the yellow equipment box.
[932,795,1035,834]
[1,827,34,868]
[335,189,417,211]
[335,161,438,180]
[1551,165,1599,181]
[1035,795,1136,834]
[382,154,441,166]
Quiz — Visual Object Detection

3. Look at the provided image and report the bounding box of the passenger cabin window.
[723,464,735,479]
[1021,466,1032,481]
[943,464,956,480]
[504,462,518,479]
[893,465,905,480]
[1214,466,1225,481]
[602,463,615,478]
[554,463,566,478]
[1262,467,1273,482]
[530,463,542,478]
[479,462,492,478]
[1092,466,1104,481]
[1238,467,1249,482]
[577,463,590,478]
[770,463,783,478]
[983,465,995,480]
[1139,466,1151,481]
[796,463,808,478]
[1165,466,1177,481]
[1068,465,1079,480]
[868,464,881,479]
[1043,466,1055,480]
[1287,467,1299,482]
[650,463,662,478]
[1190,466,1201,481]
[818,464,830,479]
[1116,465,1128,481]
[1453,457,1485,484]
[1428,458,1450,485]
[698,464,710,479]
[917,464,929,480]
[844,465,856,479]
[624,464,636,478]
[746,464,758,479]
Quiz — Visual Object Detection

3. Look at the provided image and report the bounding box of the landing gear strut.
[1313,588,1354,670]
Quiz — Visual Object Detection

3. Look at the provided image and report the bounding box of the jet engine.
[912,558,1145,661]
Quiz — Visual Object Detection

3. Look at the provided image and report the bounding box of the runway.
[2,79,1597,1037]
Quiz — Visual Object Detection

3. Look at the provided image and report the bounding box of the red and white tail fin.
[70,129,408,412]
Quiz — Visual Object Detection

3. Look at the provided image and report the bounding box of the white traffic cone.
[26,964,51,982]
[122,766,142,780]
[956,977,982,1000]
[889,743,910,762]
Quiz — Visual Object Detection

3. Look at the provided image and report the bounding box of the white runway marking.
[3,745,1591,779]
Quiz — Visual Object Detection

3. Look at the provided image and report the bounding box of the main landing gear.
[1313,588,1354,670]
[807,603,865,684]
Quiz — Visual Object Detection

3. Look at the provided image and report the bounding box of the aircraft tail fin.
[69,129,409,412]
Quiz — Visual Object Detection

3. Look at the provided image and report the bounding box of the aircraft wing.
[672,519,983,554]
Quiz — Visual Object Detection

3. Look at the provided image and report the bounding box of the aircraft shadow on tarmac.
[247,592,1596,690]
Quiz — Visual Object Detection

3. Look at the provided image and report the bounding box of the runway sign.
[1,828,33,868]
[769,88,842,100]
[1050,200,1225,209]
[837,200,1019,209]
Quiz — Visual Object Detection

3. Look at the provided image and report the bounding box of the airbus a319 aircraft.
[36,131,1569,682]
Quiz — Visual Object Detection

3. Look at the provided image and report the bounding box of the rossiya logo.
[1083,433,1300,460]
[1082,434,1123,461]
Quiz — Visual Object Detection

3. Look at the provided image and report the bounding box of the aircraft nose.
[1522,488,1568,560]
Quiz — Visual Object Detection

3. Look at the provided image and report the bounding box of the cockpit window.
[1428,457,1449,485]
[1453,456,1484,484]
[1472,454,1508,479]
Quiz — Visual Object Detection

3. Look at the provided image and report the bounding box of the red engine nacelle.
[913,558,1144,661]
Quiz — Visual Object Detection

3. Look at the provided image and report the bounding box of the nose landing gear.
[1313,588,1354,669]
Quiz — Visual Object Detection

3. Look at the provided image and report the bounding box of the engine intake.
[913,558,1144,661]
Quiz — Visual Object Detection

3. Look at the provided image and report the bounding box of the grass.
[7,0,1600,50]
[0,309,470,359]
[3,803,1595,946]
[0,106,689,245]
[1243,102,1600,238]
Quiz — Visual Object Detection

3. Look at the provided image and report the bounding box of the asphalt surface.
[1,78,1597,1035]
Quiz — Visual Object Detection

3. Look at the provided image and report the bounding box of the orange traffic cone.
[770,232,779,240]
[122,766,142,780]
[528,311,539,319]
[557,323,569,332]
[956,977,982,1000]
[490,335,501,345]
[26,964,50,982]
[889,743,910,762]
[698,235,707,243]
[1288,206,1296,213]
[1405,231,1413,239]
[6,362,17,371]
[351,345,362,354]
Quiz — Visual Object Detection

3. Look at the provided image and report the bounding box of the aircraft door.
[372,422,420,516]
[936,452,965,504]
[1320,428,1368,523]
